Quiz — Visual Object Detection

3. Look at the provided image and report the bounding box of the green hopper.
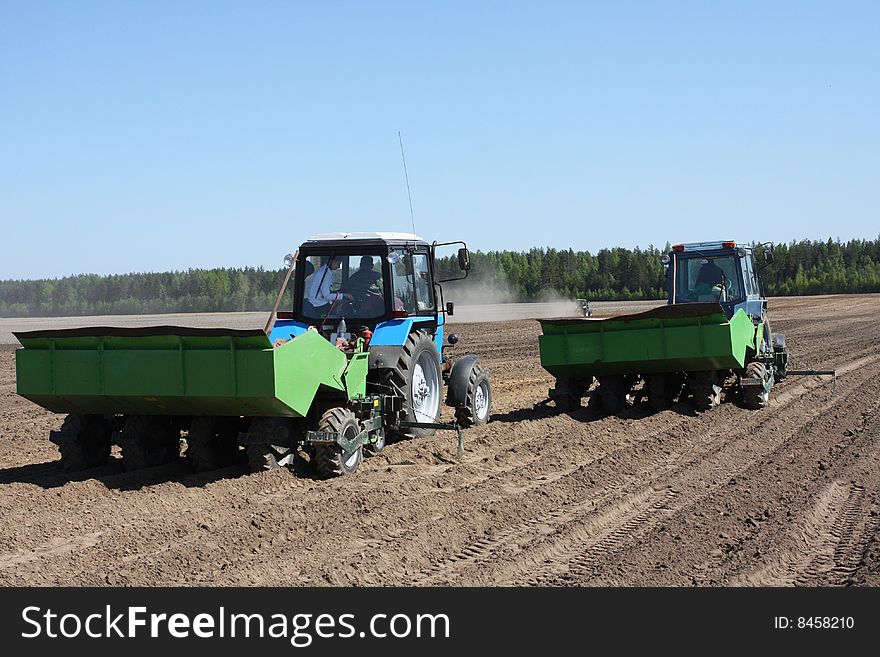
[15,326,368,418]
[538,303,762,414]
[538,303,759,378]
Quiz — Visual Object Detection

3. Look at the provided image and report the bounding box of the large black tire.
[117,416,180,471]
[382,330,442,438]
[742,361,772,410]
[454,364,492,427]
[689,371,722,412]
[187,417,240,472]
[313,407,363,477]
[52,414,112,472]
[597,375,626,414]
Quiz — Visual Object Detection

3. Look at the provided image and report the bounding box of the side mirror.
[763,249,774,264]
[446,301,455,316]
[457,248,471,271]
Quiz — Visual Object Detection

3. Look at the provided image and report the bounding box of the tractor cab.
[296,233,437,327]
[665,240,767,323]
[268,232,470,351]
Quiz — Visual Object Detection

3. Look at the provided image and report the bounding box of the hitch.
[399,420,465,460]
[785,369,837,393]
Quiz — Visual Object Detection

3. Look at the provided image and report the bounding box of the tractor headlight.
[736,247,747,258]
[660,254,670,265]
[283,254,294,268]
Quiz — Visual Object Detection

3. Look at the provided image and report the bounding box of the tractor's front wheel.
[313,407,363,477]
[455,364,492,427]
[51,413,112,472]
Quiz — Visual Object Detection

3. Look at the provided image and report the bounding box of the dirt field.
[1,294,878,586]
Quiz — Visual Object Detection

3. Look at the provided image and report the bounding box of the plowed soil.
[1,294,878,586]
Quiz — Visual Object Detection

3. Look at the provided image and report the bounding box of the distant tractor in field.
[14,232,492,477]
[539,241,833,413]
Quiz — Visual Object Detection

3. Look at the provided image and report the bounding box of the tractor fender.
[446,355,481,407]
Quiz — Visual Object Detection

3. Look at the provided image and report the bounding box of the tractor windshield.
[298,252,388,322]
[673,254,744,304]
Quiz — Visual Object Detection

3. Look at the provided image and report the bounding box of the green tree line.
[0,267,287,317]
[2,238,879,317]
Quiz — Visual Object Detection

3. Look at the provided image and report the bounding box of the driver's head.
[696,259,723,285]
[359,255,374,271]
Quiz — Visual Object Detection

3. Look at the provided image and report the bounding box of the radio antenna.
[398,130,416,235]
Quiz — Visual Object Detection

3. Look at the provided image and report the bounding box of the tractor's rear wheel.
[117,416,181,471]
[187,417,240,472]
[742,361,772,410]
[690,371,722,412]
[382,330,442,439]
[455,364,492,427]
[52,414,112,472]
[313,408,363,477]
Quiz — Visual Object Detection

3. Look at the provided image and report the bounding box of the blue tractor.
[261,232,492,471]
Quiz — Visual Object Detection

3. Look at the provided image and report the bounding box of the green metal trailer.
[14,325,378,474]
[539,303,758,377]
[538,241,833,414]
[15,327,366,418]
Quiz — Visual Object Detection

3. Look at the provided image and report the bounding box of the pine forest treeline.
[2,238,879,317]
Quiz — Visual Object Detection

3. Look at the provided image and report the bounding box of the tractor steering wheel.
[713,276,732,302]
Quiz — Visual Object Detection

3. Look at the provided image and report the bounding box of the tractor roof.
[307,231,425,242]
[302,232,428,248]
[672,240,751,253]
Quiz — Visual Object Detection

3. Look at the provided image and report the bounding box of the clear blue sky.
[1,1,878,279]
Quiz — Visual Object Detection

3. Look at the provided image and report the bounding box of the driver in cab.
[307,256,353,311]
[690,259,728,301]
[342,255,384,316]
